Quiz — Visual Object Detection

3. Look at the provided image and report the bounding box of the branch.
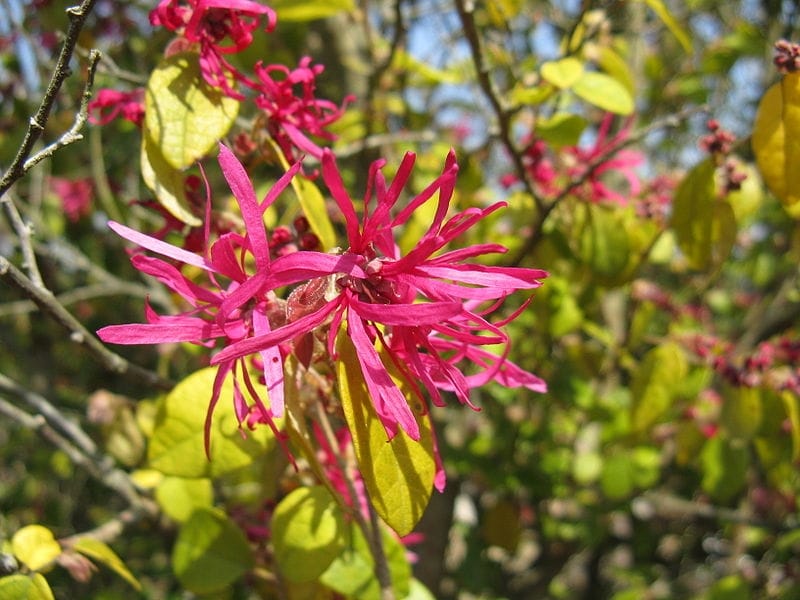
[453,0,543,213]
[0,0,99,198]
[0,256,173,390]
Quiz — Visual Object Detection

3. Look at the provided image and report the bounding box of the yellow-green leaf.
[141,135,202,226]
[155,476,214,523]
[147,367,277,478]
[11,526,60,572]
[271,486,346,583]
[536,113,588,148]
[336,334,436,536]
[72,538,141,591]
[268,0,353,21]
[540,57,584,89]
[637,0,691,53]
[270,138,337,251]
[670,159,736,271]
[145,52,239,170]
[578,204,631,280]
[573,71,634,115]
[172,507,253,594]
[781,391,800,461]
[631,343,688,432]
[0,574,54,600]
[721,385,762,441]
[594,45,635,97]
[752,72,800,217]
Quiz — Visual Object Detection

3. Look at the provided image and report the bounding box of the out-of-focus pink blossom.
[253,57,353,163]
[50,177,93,222]
[150,0,277,98]
[88,88,145,127]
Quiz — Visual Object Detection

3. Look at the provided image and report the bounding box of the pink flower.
[88,88,145,127]
[252,57,353,163]
[50,177,93,222]
[564,114,643,205]
[150,0,277,99]
[211,148,548,444]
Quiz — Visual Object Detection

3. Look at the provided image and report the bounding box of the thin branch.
[0,256,173,390]
[0,0,99,198]
[0,282,153,318]
[453,0,543,213]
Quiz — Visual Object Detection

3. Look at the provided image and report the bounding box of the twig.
[0,282,154,318]
[60,504,157,548]
[453,0,543,214]
[0,0,99,198]
[0,256,173,390]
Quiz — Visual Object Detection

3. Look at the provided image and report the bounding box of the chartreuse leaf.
[670,159,736,271]
[636,0,691,53]
[578,203,631,280]
[268,0,353,21]
[319,522,411,599]
[11,526,60,572]
[708,575,751,600]
[700,436,748,503]
[752,72,800,217]
[336,334,436,536]
[536,113,587,148]
[573,71,635,115]
[0,574,54,600]
[155,476,214,523]
[71,538,141,591]
[594,45,635,96]
[269,138,337,251]
[145,52,238,170]
[271,486,346,583]
[631,343,688,432]
[540,57,584,89]
[781,391,800,462]
[721,384,762,441]
[172,507,253,594]
[141,135,201,226]
[148,367,277,479]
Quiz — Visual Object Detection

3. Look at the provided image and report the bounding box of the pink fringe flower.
[88,88,145,127]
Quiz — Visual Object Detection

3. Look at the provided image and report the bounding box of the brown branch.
[0,256,173,390]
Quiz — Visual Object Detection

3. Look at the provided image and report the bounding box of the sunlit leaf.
[637,0,692,52]
[721,385,762,441]
[268,0,354,21]
[0,574,54,600]
[155,476,214,523]
[72,538,142,591]
[781,391,800,462]
[594,44,635,96]
[11,526,60,572]
[145,52,239,170]
[172,507,253,594]
[272,486,346,583]
[148,367,277,478]
[141,135,202,226]
[752,72,800,217]
[573,71,635,115]
[336,334,436,536]
[540,57,584,89]
[535,113,588,148]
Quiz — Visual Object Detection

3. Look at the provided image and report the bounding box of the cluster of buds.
[774,39,800,73]
[699,119,736,156]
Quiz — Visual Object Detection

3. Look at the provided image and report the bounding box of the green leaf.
[405,579,437,600]
[145,52,239,170]
[700,437,748,503]
[11,526,60,572]
[781,391,800,462]
[267,0,353,21]
[141,135,201,226]
[0,574,54,600]
[155,476,214,523]
[535,113,588,148]
[600,454,634,500]
[271,486,346,583]
[573,71,635,115]
[172,507,253,594]
[637,0,692,53]
[336,334,436,536]
[578,204,631,280]
[670,159,736,271]
[594,45,635,97]
[540,57,584,89]
[707,575,751,600]
[752,72,800,217]
[320,523,411,600]
[72,538,142,591]
[148,367,277,478]
[630,343,688,432]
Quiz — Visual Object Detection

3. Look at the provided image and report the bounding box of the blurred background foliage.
[2,0,800,598]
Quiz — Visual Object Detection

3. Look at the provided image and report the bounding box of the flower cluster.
[88,88,145,127]
[99,145,547,451]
